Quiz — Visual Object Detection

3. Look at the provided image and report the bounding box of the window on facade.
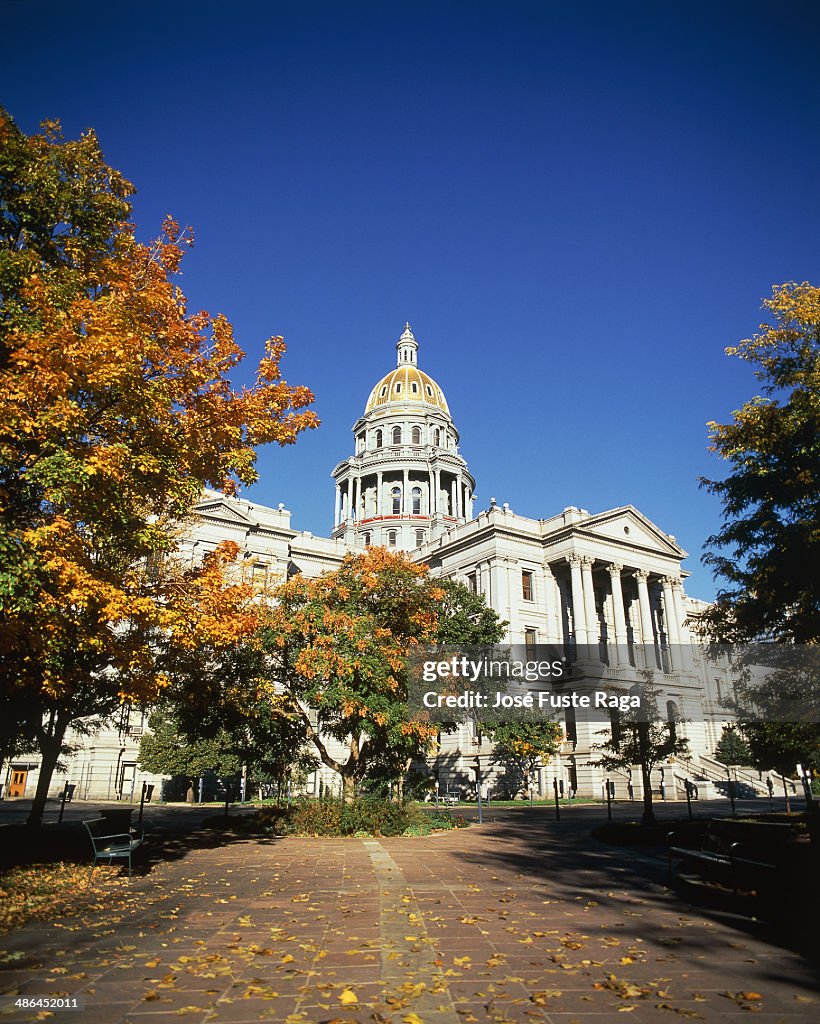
[374,429,382,448]
[522,570,534,601]
[415,530,425,547]
[434,428,441,446]
[666,700,680,743]
[388,530,397,547]
[411,486,422,514]
[411,426,421,444]
[391,486,401,514]
[363,532,371,547]
[609,707,622,751]
[392,426,401,445]
[524,627,537,658]
[467,572,477,594]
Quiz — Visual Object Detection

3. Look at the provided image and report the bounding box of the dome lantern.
[396,322,418,366]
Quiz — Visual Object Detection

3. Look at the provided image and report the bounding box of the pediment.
[194,498,255,527]
[583,506,687,558]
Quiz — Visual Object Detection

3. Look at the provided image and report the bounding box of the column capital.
[566,554,582,567]
[608,562,624,576]
[580,555,595,569]
[542,561,555,577]
[634,569,649,582]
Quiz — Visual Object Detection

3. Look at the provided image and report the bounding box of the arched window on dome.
[411,487,422,515]
[391,486,401,514]
[380,385,388,397]
[411,381,418,393]
[374,429,383,449]
[392,426,402,445]
[411,426,422,445]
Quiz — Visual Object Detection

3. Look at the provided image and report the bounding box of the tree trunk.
[26,712,68,828]
[637,725,656,826]
[342,774,356,804]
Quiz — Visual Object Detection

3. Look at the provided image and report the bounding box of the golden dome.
[365,365,450,414]
[364,324,450,415]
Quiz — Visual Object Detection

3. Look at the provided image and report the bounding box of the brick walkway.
[1,810,818,1023]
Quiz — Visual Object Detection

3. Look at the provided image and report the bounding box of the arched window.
[374,429,382,448]
[387,530,397,547]
[411,486,422,514]
[392,426,402,445]
[391,486,401,514]
[411,426,422,444]
[363,532,371,547]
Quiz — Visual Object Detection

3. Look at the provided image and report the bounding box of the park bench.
[84,816,144,881]
[667,818,801,894]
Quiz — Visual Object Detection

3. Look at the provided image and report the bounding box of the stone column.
[635,570,656,667]
[403,468,409,514]
[567,555,588,646]
[661,577,682,672]
[352,475,360,521]
[334,483,341,528]
[466,490,474,520]
[608,563,628,660]
[432,469,440,514]
[672,580,693,671]
[451,479,457,517]
[542,563,557,643]
[581,556,599,647]
[376,471,383,515]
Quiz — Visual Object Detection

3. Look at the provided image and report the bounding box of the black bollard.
[553,778,561,821]
[606,778,612,821]
[58,781,69,824]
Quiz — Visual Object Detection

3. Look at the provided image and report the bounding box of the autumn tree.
[0,111,317,826]
[263,549,505,803]
[700,281,820,644]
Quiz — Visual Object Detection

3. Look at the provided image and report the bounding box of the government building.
[4,326,756,805]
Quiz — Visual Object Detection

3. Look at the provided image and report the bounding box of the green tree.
[700,281,820,644]
[713,725,753,767]
[700,282,820,782]
[138,709,242,799]
[594,677,689,826]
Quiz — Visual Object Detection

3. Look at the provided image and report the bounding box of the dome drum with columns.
[331,325,475,551]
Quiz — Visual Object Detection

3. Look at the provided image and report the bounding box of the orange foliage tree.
[0,111,317,824]
[262,548,504,803]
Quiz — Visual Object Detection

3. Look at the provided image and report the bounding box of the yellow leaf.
[403,1015,425,1024]
[339,988,358,1004]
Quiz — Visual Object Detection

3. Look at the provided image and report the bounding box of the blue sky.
[3,1,819,600]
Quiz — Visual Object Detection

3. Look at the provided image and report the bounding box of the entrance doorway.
[8,769,28,798]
